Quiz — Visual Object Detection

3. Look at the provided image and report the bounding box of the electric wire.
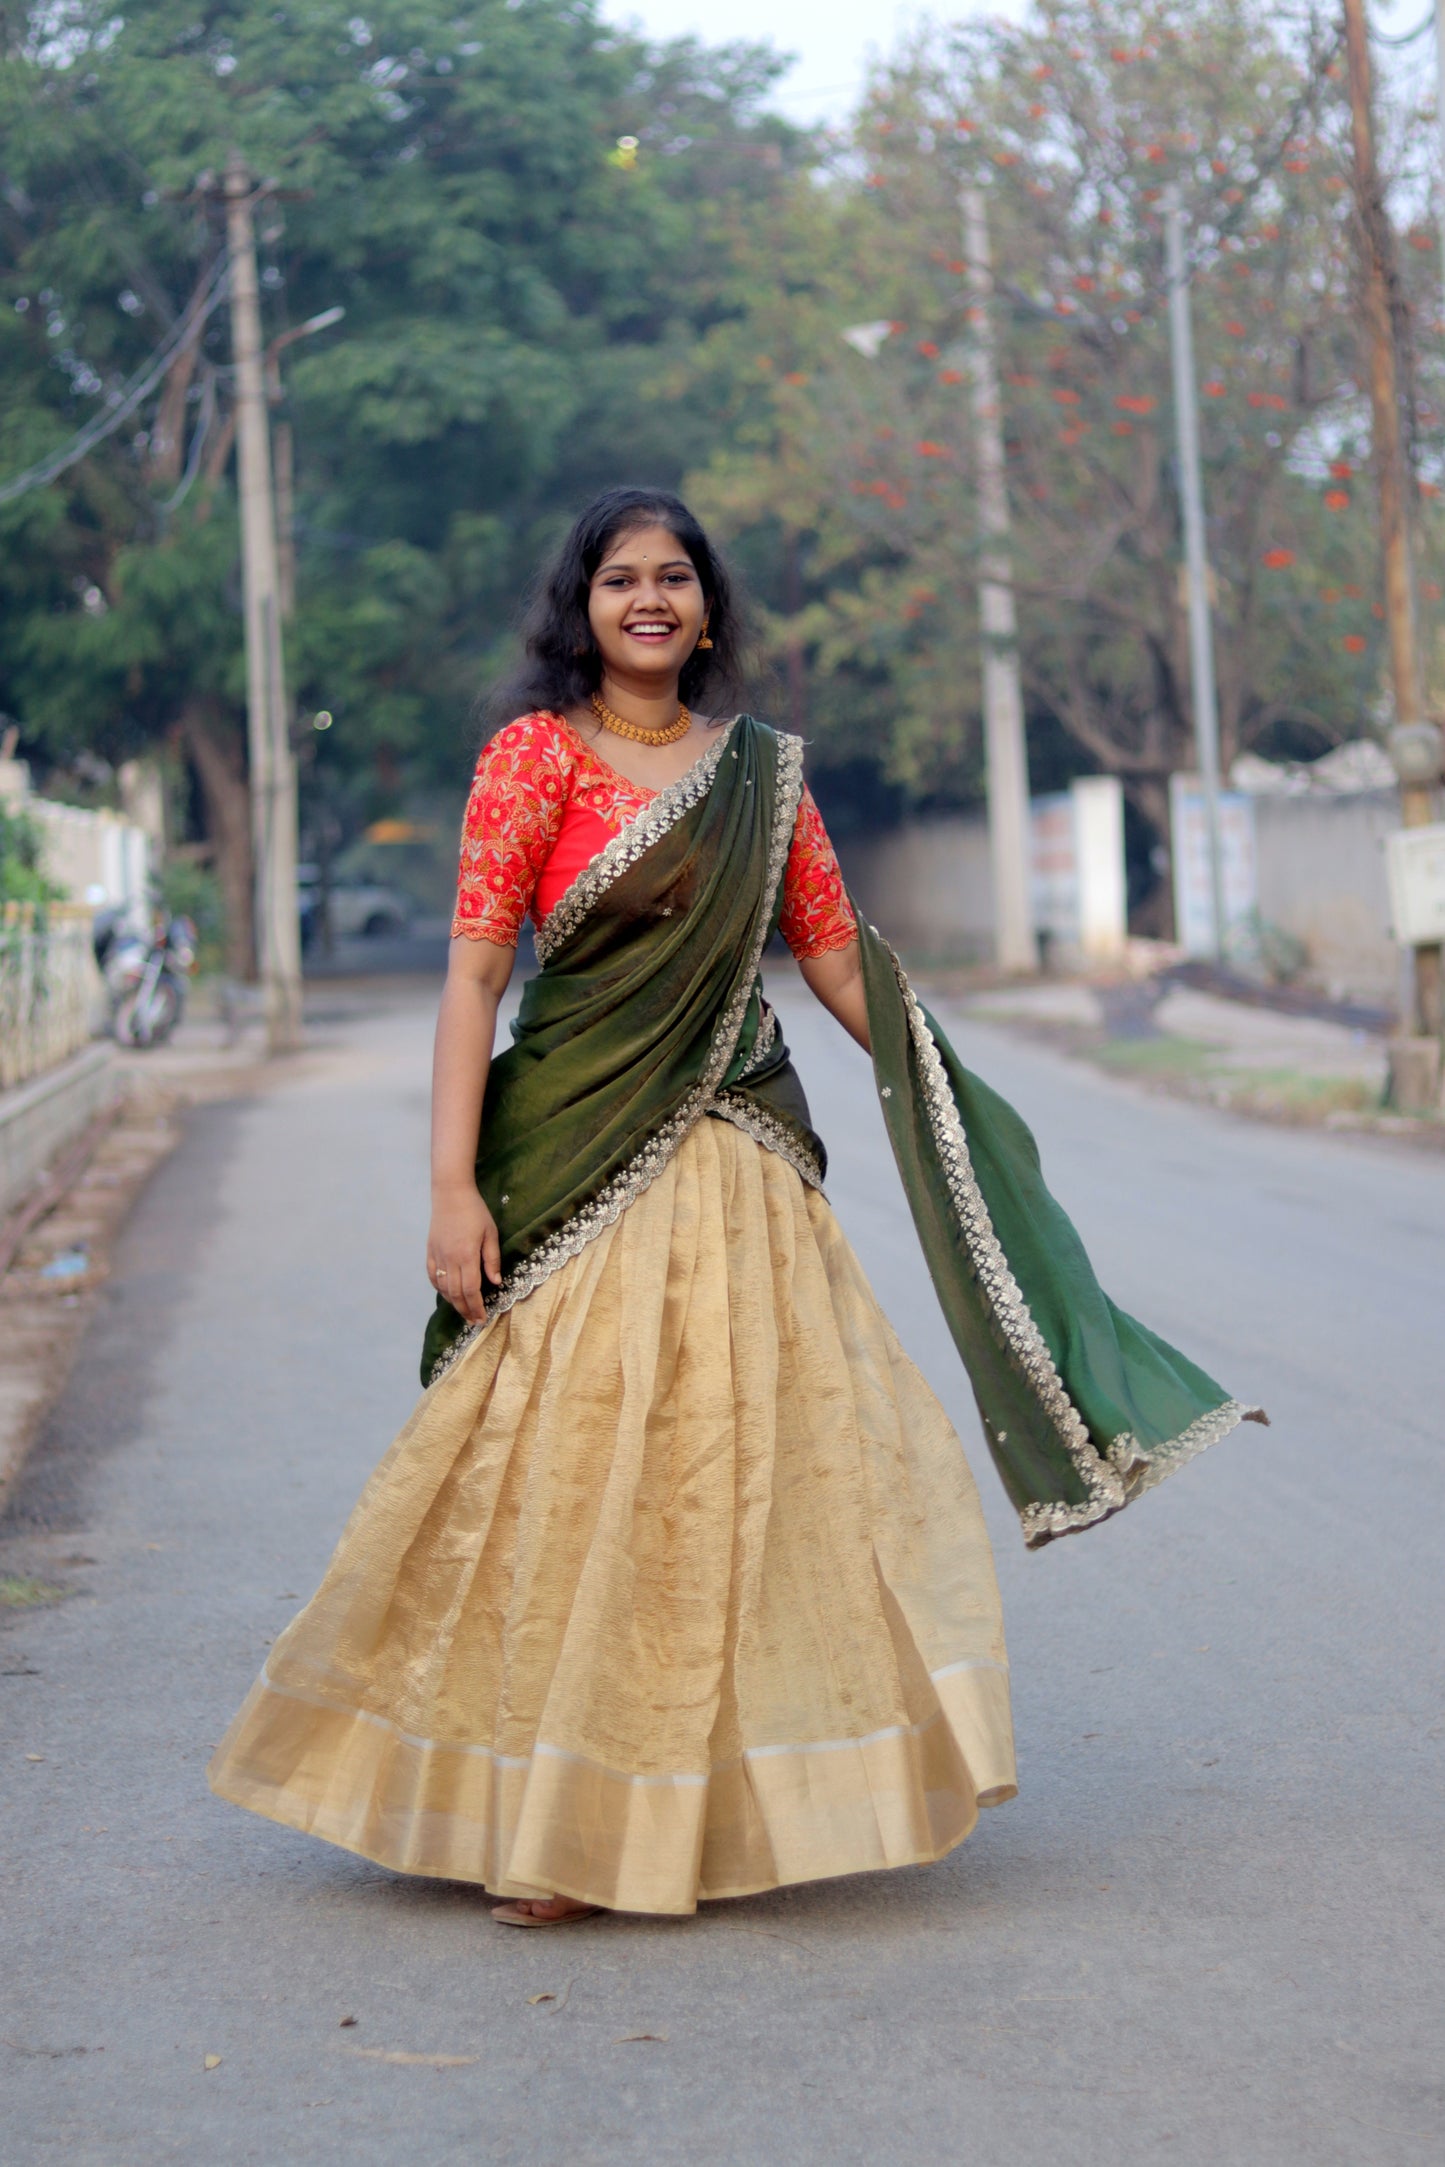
[0,254,229,509]
[158,363,218,514]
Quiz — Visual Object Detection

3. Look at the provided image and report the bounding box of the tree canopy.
[1,0,1438,949]
[693,0,1445,875]
[0,0,805,961]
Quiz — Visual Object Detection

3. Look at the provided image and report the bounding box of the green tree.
[0,0,806,968]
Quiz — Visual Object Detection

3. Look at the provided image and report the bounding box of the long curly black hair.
[487,487,751,725]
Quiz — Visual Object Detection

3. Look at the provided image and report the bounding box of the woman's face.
[587,523,708,690]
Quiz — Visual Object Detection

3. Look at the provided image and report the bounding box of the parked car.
[297,867,413,947]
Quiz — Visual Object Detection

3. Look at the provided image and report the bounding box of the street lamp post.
[265,307,344,624]
[1163,189,1228,963]
[960,185,1038,976]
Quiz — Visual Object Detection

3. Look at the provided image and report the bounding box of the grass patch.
[1091,1036,1219,1075]
[1088,1040,1385,1125]
[0,1576,66,1610]
[1220,1072,1379,1118]
[962,996,1423,1136]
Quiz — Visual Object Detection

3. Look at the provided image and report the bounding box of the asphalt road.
[2,971,1441,2166]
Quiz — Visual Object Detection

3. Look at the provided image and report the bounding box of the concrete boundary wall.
[1251,789,1401,1006]
[838,813,994,965]
[838,780,1129,968]
[0,1042,118,1220]
[838,789,1408,1001]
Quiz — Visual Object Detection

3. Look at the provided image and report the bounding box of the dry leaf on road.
[203,2054,222,2071]
[345,2047,478,2067]
[614,2033,667,2044]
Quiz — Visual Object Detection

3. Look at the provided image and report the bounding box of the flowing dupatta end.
[857,923,1267,1548]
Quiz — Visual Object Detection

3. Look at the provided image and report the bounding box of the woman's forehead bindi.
[595,529,696,577]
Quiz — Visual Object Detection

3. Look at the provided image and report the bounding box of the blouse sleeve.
[451,714,571,946]
[778,784,858,961]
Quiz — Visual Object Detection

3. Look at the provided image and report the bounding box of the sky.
[597,0,1027,127]
[598,0,1440,131]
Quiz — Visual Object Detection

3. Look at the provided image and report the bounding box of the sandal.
[490,1900,602,1929]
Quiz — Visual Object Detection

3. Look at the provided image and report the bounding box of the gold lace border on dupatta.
[533,722,737,967]
[428,728,806,1386]
[882,945,1264,1548]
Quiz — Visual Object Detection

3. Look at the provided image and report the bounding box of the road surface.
[2,971,1440,2164]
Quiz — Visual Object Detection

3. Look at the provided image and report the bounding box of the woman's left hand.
[427,1184,502,1322]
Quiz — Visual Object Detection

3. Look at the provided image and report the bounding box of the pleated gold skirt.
[208,1117,1016,1914]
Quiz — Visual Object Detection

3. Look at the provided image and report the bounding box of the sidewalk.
[1,1012,307,1520]
[939,972,1431,1140]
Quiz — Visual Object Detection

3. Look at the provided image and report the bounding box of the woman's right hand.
[426,1184,502,1323]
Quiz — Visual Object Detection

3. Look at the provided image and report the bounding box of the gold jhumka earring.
[696,615,714,650]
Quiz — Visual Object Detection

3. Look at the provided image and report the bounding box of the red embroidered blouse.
[451,712,857,961]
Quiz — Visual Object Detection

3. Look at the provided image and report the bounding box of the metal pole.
[961,185,1038,974]
[1164,189,1227,961]
[265,308,344,626]
[272,417,296,622]
[224,150,302,1054]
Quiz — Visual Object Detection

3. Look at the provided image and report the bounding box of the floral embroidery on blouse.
[779,782,858,959]
[451,711,857,959]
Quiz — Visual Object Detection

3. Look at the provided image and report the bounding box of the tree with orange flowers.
[692,0,1445,917]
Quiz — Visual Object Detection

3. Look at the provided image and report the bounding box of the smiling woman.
[492,486,749,744]
[208,485,1262,1932]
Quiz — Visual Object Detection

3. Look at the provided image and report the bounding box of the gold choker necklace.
[590,692,692,745]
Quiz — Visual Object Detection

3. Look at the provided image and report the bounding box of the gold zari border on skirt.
[210,1656,1015,1915]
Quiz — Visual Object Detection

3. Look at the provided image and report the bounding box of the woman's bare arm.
[799,938,870,1055]
[427,935,515,1321]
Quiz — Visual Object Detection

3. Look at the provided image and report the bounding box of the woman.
[210,487,1263,1926]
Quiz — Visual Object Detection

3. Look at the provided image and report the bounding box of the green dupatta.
[424,715,1264,1548]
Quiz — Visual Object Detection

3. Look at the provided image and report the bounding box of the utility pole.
[1434,0,1445,324]
[961,185,1038,975]
[224,150,302,1054]
[1164,189,1227,962]
[1342,0,1443,1090]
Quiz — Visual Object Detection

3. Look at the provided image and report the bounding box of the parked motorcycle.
[93,906,197,1048]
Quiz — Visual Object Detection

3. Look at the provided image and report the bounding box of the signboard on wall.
[1169,776,1258,957]
[1030,775,1127,962]
[1385,822,1445,945]
[1030,791,1079,950]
